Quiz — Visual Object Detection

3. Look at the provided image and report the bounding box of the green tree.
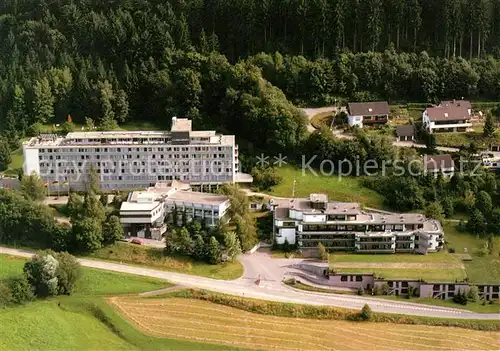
[468,285,480,302]
[54,252,82,295]
[483,113,496,137]
[86,166,101,195]
[82,193,106,223]
[6,275,35,304]
[20,173,46,201]
[23,253,59,297]
[178,227,193,255]
[223,231,242,261]
[475,191,493,216]
[60,121,75,134]
[0,138,11,171]
[440,196,455,218]
[114,89,129,123]
[318,242,328,261]
[360,304,373,320]
[425,202,445,222]
[72,218,103,252]
[207,236,221,264]
[193,234,206,260]
[102,215,124,244]
[467,209,487,235]
[33,77,55,123]
[67,192,84,221]
[84,117,95,131]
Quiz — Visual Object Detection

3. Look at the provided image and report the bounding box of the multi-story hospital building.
[23,118,251,191]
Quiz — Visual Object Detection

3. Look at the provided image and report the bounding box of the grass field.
[0,254,241,351]
[434,131,500,148]
[266,165,384,208]
[443,221,500,284]
[0,254,170,295]
[110,296,500,350]
[89,242,243,280]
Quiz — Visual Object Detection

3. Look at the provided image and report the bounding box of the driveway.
[2,246,499,320]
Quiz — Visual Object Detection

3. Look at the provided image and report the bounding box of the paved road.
[2,246,499,320]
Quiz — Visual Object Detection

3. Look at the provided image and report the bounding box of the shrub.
[357,286,365,296]
[55,252,82,295]
[7,275,35,304]
[448,248,456,253]
[0,281,13,307]
[467,285,480,303]
[317,242,328,261]
[360,304,373,321]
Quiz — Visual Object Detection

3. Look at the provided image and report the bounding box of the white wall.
[289,209,303,220]
[23,147,39,175]
[348,115,363,128]
[302,214,326,223]
[276,228,296,245]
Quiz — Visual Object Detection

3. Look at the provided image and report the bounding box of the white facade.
[119,182,230,240]
[22,118,250,191]
[347,115,363,128]
[271,194,444,254]
[422,109,472,133]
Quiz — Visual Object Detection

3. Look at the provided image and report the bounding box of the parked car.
[130,238,143,245]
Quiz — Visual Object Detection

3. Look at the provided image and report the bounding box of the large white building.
[120,181,230,240]
[422,100,472,133]
[272,194,444,254]
[23,118,251,191]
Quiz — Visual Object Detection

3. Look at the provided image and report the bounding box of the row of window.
[40,146,231,153]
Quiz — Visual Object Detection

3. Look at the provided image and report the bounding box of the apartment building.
[271,194,444,254]
[422,100,473,133]
[23,117,251,191]
[120,180,230,239]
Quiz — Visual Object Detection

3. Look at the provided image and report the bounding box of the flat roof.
[171,118,192,132]
[120,200,162,212]
[167,191,229,206]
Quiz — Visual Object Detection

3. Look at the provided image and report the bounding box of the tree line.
[1,0,499,161]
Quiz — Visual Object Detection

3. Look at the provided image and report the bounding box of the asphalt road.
[2,246,499,320]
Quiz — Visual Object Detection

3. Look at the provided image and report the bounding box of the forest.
[0,0,500,156]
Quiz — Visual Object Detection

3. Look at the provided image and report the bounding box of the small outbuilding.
[395,125,415,142]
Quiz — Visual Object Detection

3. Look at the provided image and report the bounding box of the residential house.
[424,154,455,178]
[422,101,472,133]
[347,101,389,128]
[271,194,444,254]
[395,125,415,142]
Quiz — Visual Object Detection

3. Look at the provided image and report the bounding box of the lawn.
[0,254,170,295]
[88,242,243,280]
[0,254,241,351]
[266,165,384,208]
[1,146,24,176]
[110,296,500,350]
[377,295,500,314]
[434,131,500,148]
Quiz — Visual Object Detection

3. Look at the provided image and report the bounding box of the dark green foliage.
[6,275,35,304]
[360,304,373,320]
[0,138,11,171]
[251,167,282,190]
[193,234,206,261]
[453,290,468,305]
[72,218,103,252]
[54,252,82,295]
[102,215,124,244]
[20,173,47,201]
[317,242,328,261]
[283,238,291,253]
[0,189,60,249]
[23,254,59,298]
[483,113,496,138]
[207,236,221,264]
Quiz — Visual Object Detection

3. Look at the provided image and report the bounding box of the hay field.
[109,297,500,351]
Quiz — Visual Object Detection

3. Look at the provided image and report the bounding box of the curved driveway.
[1,246,499,320]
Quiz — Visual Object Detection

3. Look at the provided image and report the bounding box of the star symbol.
[273,153,288,167]
[256,153,270,167]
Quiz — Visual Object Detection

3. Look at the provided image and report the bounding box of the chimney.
[172,116,177,125]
